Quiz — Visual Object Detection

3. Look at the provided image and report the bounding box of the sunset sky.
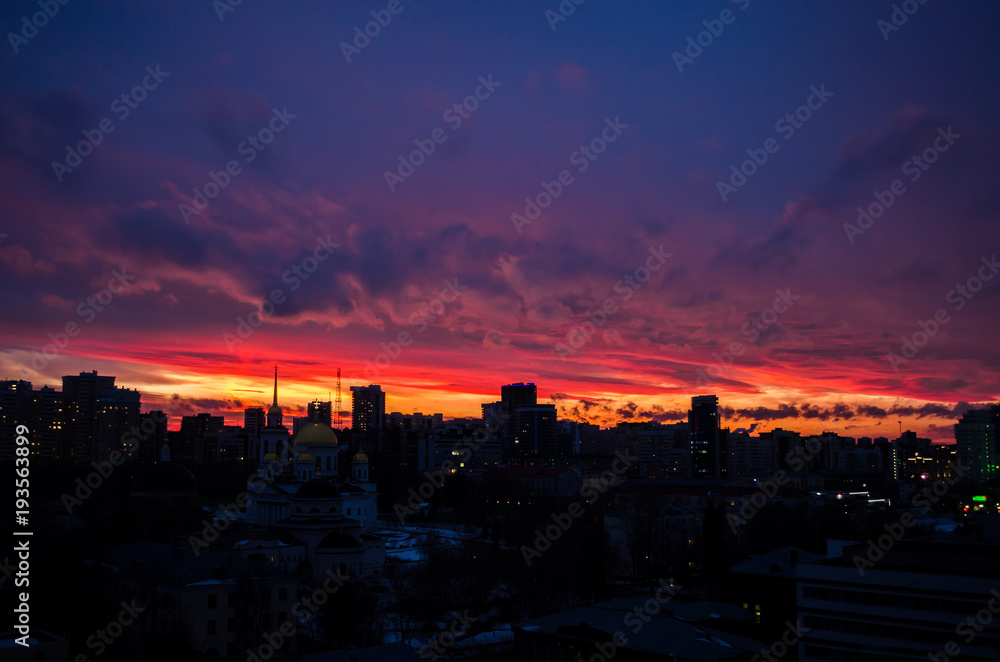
[1,1,998,441]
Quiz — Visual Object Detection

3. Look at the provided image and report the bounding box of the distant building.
[179,412,225,459]
[139,410,168,462]
[31,385,65,460]
[513,404,558,459]
[387,411,443,430]
[615,421,689,478]
[501,382,537,439]
[0,380,33,461]
[482,400,504,433]
[491,465,582,497]
[62,370,116,460]
[94,387,141,461]
[956,407,999,485]
[726,430,772,479]
[244,406,265,459]
[307,400,332,427]
[689,395,721,477]
[350,384,385,432]
[197,425,248,464]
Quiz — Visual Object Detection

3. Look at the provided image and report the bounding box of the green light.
[973,495,987,502]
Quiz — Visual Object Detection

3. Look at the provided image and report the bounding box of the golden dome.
[296,452,315,462]
[262,452,279,461]
[267,405,282,416]
[296,421,338,446]
[353,452,369,463]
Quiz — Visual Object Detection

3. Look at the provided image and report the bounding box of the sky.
[1,1,998,441]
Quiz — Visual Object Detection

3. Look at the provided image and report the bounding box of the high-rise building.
[0,380,33,462]
[501,382,537,438]
[350,385,385,432]
[513,404,558,460]
[244,405,265,458]
[62,371,116,461]
[307,400,332,427]
[32,385,65,460]
[726,430,773,478]
[94,387,141,461]
[482,401,504,433]
[689,395,721,477]
[139,410,168,462]
[955,407,997,485]
[179,413,225,459]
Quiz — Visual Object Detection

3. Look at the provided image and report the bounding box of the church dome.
[296,452,315,462]
[131,462,198,498]
[262,452,280,461]
[267,404,282,416]
[296,421,338,446]
[353,452,369,463]
[295,478,341,499]
[318,531,363,550]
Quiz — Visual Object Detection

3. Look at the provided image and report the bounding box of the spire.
[273,364,278,407]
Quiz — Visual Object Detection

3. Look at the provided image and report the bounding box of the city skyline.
[5,366,990,444]
[2,3,999,445]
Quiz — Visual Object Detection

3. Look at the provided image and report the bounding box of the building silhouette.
[62,370,115,460]
[350,384,385,432]
[955,406,998,485]
[689,395,721,477]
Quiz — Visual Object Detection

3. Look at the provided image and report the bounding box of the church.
[243,367,384,581]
